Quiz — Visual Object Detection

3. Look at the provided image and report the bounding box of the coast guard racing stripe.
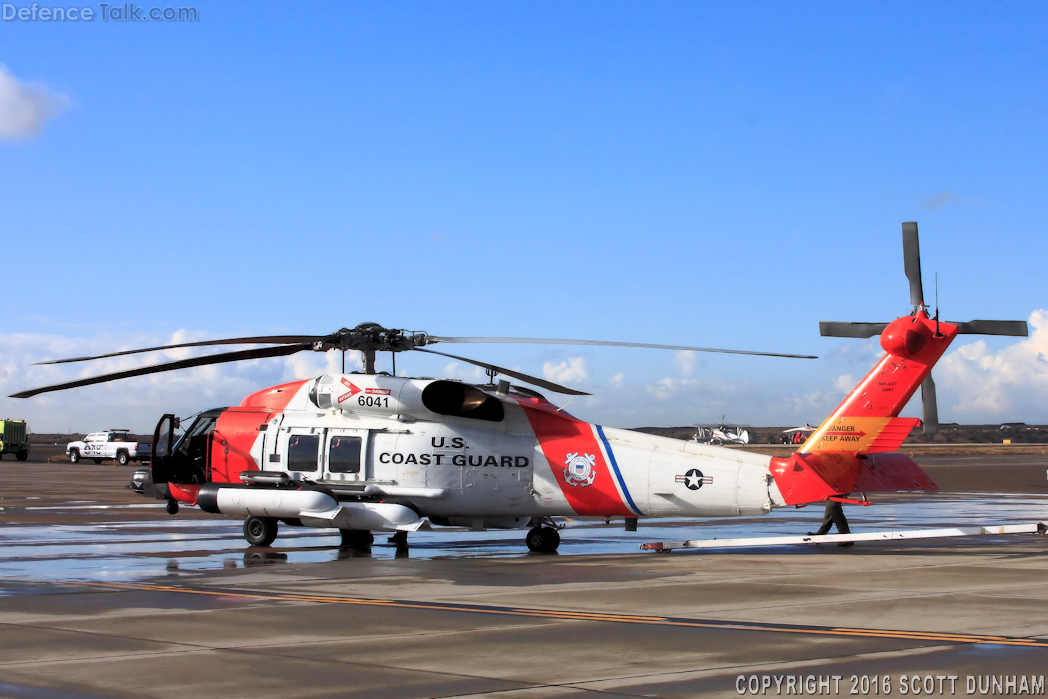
[518,402,634,516]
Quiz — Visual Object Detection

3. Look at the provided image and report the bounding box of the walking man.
[812,498,853,547]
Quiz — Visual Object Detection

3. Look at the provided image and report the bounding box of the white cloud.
[645,376,701,401]
[0,65,70,141]
[833,374,855,393]
[934,310,1048,422]
[923,190,959,211]
[609,372,625,388]
[543,357,589,384]
[674,350,699,377]
[441,361,486,382]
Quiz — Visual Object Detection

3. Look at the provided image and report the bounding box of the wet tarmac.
[1,458,1047,697]
[2,492,1048,583]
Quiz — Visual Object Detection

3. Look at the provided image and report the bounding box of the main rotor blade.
[902,221,924,307]
[952,320,1029,336]
[11,343,313,398]
[35,334,327,365]
[426,337,817,360]
[921,374,939,435]
[819,322,889,338]
[413,348,590,396]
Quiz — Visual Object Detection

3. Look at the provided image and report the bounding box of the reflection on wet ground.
[1,493,1046,584]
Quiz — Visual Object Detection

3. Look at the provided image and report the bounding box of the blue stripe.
[596,424,643,516]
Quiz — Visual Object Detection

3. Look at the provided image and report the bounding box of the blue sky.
[2,2,1046,432]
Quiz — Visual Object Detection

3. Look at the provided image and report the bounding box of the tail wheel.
[526,527,560,553]
[69,450,80,464]
[244,516,279,547]
[116,451,129,466]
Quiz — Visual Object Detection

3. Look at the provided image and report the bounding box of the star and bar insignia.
[675,468,713,491]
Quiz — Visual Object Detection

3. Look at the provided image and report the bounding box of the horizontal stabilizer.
[865,417,922,453]
[852,452,938,493]
[770,451,937,506]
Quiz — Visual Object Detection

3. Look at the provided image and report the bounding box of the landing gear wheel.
[244,516,278,547]
[69,450,80,464]
[389,531,408,547]
[116,451,129,466]
[526,527,560,553]
[339,529,374,547]
[93,458,103,464]
[16,451,28,462]
[165,499,179,515]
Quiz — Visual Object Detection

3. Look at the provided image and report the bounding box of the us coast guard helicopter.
[12,223,1027,553]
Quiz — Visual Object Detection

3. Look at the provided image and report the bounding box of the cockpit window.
[421,381,504,422]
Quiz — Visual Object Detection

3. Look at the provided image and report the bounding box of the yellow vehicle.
[0,419,30,461]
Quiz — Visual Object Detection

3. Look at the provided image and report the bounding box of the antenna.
[934,272,940,337]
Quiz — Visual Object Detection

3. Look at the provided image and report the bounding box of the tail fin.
[770,312,955,505]
[801,312,956,455]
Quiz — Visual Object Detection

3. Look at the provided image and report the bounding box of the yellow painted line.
[16,579,1048,649]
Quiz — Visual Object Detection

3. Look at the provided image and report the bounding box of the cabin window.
[328,436,361,474]
[287,434,319,472]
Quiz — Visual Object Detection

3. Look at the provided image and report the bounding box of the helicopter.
[10,223,1027,553]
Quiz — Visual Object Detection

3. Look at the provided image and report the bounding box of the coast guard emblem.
[563,452,597,487]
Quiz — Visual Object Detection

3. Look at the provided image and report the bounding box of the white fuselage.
[229,374,786,526]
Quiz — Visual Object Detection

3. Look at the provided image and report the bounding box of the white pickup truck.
[67,430,146,465]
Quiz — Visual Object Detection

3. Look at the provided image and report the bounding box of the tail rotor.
[820,222,1027,434]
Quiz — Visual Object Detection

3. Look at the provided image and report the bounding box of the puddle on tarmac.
[0,493,1045,584]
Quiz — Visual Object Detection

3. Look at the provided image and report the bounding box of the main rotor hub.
[312,324,431,353]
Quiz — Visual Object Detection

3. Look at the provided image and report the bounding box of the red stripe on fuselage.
[211,409,272,483]
[203,380,311,483]
[240,380,309,410]
[516,398,632,516]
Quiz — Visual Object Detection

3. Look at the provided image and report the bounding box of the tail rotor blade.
[902,222,925,307]
[953,320,1029,336]
[819,322,889,338]
[921,375,939,435]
